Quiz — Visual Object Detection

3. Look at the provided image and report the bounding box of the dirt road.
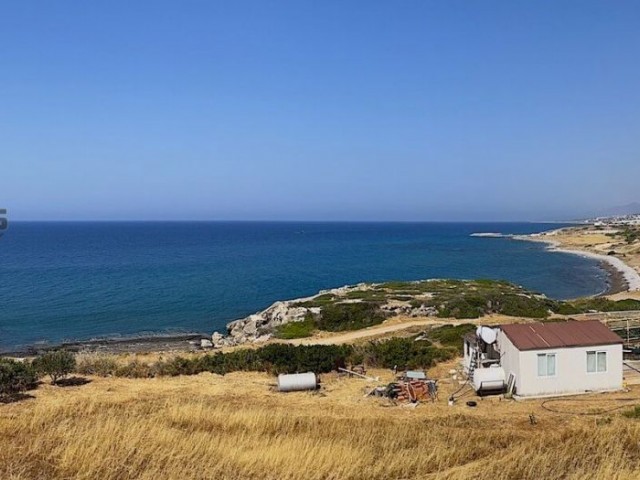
[287,317,468,346]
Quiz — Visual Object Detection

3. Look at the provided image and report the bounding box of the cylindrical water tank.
[277,372,318,392]
[472,366,506,394]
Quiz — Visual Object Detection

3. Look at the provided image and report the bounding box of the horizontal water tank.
[473,366,506,394]
[277,372,318,392]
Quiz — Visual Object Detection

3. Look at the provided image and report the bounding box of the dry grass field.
[2,362,640,480]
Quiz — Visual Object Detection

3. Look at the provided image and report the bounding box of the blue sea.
[0,222,608,351]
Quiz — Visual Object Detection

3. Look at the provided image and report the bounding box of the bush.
[317,302,387,331]
[75,353,119,377]
[354,337,456,370]
[497,295,552,318]
[429,324,476,352]
[92,333,464,380]
[294,294,336,308]
[553,302,581,315]
[150,344,353,378]
[623,406,640,419]
[33,350,76,385]
[561,298,640,314]
[0,359,37,397]
[114,360,156,378]
[274,315,316,339]
[437,297,486,319]
[33,351,76,385]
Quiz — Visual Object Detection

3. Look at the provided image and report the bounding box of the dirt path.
[286,317,469,346]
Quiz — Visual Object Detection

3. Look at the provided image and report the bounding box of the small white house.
[498,320,623,398]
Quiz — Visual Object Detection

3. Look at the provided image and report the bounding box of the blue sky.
[1,1,639,221]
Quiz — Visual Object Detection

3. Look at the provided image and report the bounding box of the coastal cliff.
[211,282,439,347]
[211,279,566,348]
[212,272,640,348]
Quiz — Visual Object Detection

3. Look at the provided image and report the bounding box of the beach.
[514,226,640,296]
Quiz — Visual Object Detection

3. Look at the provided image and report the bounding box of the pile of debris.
[368,371,438,404]
[386,380,437,403]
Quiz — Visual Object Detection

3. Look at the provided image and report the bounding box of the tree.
[0,358,37,397]
[33,350,76,385]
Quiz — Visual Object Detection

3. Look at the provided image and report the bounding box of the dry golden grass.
[2,365,640,480]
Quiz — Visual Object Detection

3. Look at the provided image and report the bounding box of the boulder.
[200,339,213,349]
[211,332,225,347]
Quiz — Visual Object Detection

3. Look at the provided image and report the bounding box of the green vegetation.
[623,406,640,419]
[295,294,336,308]
[605,227,639,245]
[289,279,561,334]
[76,354,119,377]
[560,298,640,314]
[316,302,387,331]
[428,324,476,352]
[151,344,352,377]
[75,324,472,379]
[343,290,388,301]
[0,358,37,398]
[355,337,456,370]
[284,279,640,335]
[33,350,77,385]
[623,228,639,245]
[373,279,556,319]
[274,314,316,339]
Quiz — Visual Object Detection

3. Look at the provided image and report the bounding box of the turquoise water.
[0,222,607,351]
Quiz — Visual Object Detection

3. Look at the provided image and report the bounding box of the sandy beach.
[514,227,640,295]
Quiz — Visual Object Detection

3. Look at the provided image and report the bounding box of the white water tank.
[472,366,506,394]
[277,372,318,392]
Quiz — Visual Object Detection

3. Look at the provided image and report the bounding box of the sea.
[0,222,609,352]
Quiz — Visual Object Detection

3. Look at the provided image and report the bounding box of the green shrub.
[344,290,387,301]
[317,302,387,331]
[553,302,581,315]
[33,350,76,385]
[429,324,476,352]
[150,344,353,378]
[0,359,37,397]
[561,298,640,314]
[356,337,456,370]
[274,315,316,339]
[623,406,640,419]
[115,360,155,378]
[294,294,336,308]
[497,295,552,318]
[75,354,119,377]
[437,297,485,319]
[255,344,351,374]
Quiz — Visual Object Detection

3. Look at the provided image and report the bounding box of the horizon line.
[7,219,579,224]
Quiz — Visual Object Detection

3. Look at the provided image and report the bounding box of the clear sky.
[1,1,639,221]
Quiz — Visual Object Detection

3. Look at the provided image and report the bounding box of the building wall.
[497,332,521,391]
[516,344,622,396]
[497,330,623,397]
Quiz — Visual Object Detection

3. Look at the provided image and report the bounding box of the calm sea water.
[0,222,608,351]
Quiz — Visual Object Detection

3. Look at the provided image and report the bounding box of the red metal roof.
[500,320,622,351]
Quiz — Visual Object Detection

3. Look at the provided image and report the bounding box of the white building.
[464,320,623,398]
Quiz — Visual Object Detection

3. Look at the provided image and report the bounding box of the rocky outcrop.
[211,300,322,347]
[211,283,439,348]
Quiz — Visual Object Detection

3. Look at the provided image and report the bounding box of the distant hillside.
[595,202,640,217]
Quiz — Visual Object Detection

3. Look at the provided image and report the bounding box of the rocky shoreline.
[212,283,438,348]
[3,332,208,357]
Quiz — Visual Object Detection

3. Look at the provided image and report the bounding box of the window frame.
[537,352,557,378]
[586,350,607,373]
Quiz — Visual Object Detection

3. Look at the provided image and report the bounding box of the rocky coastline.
[211,283,438,348]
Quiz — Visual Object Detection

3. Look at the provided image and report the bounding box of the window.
[537,353,556,376]
[587,351,607,373]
